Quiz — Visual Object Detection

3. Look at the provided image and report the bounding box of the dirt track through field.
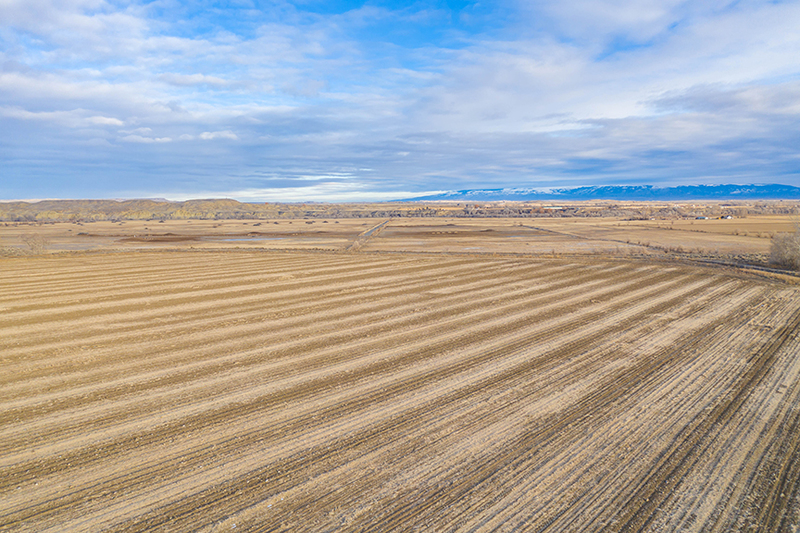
[1,251,800,532]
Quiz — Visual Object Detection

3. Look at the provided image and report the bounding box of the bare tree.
[770,224,800,270]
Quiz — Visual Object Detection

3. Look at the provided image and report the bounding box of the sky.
[1,0,799,201]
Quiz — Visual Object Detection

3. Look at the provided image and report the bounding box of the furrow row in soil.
[1,252,798,532]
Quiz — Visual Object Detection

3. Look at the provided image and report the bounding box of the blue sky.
[1,0,799,201]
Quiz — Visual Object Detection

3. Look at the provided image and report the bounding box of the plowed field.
[2,251,800,532]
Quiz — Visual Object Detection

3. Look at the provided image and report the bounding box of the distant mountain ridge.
[404,184,800,202]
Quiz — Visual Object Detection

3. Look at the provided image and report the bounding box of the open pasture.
[2,251,800,531]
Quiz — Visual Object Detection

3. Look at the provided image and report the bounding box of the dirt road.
[1,251,799,531]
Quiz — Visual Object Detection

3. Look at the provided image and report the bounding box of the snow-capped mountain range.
[404,184,800,202]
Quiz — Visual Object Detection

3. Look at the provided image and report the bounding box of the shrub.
[20,233,50,254]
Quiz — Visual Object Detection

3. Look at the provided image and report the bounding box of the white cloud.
[86,115,123,126]
[119,134,171,143]
[0,106,78,122]
[199,130,238,141]
[521,0,687,46]
[163,183,446,203]
[119,127,152,135]
[296,173,357,181]
[411,1,800,137]
[1,0,799,200]
[79,137,114,147]
[159,73,230,87]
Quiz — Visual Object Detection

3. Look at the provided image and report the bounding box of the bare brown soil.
[2,250,800,532]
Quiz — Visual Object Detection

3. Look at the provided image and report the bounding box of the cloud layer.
[1,0,799,200]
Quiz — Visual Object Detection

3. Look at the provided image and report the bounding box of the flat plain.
[1,216,800,532]
[1,214,793,257]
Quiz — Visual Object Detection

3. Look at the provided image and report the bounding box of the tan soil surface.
[1,251,800,532]
[1,215,791,257]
